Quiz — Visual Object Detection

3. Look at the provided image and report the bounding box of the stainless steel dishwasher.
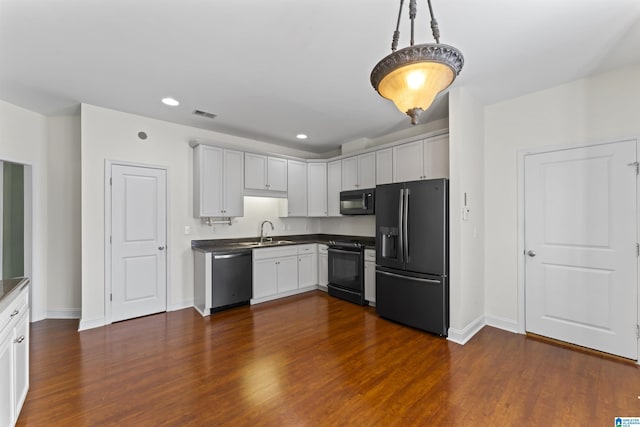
[211,250,253,313]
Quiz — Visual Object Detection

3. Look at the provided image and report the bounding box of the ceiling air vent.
[192,110,217,119]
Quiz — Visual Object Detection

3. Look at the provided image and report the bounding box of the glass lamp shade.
[371,43,464,124]
[377,61,453,121]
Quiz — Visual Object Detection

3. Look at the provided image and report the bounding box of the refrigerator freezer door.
[375,267,448,336]
[404,179,448,275]
[375,183,405,270]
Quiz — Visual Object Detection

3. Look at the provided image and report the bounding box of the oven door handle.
[328,247,361,256]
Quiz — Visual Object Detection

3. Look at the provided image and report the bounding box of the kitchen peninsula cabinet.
[0,279,29,427]
[245,153,287,193]
[193,145,244,217]
[392,134,449,182]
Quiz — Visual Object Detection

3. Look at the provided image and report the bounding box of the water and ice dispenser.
[380,226,399,259]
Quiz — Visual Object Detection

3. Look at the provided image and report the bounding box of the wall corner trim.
[447,315,486,345]
[485,314,520,334]
[78,317,106,331]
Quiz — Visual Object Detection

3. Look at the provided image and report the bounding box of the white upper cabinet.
[286,160,307,216]
[193,145,244,217]
[267,156,288,191]
[393,140,424,182]
[341,156,358,191]
[392,135,449,182]
[307,162,327,216]
[245,153,287,192]
[423,134,449,179]
[376,148,393,185]
[341,152,375,191]
[327,160,342,217]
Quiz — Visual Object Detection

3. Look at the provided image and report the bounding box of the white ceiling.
[1,0,639,154]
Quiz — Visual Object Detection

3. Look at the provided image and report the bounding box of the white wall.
[484,63,640,325]
[46,116,81,318]
[447,87,485,342]
[0,100,48,321]
[79,104,321,329]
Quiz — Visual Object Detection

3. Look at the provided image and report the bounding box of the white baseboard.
[46,308,81,319]
[168,299,194,312]
[485,314,520,334]
[447,315,486,345]
[78,317,105,331]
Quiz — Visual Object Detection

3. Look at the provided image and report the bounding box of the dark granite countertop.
[0,277,29,310]
[192,234,375,253]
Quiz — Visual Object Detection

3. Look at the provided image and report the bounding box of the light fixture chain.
[409,0,417,46]
[391,0,405,52]
[427,0,441,43]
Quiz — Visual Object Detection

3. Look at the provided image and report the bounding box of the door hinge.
[628,161,639,175]
[110,293,112,302]
[636,324,639,339]
[110,235,112,244]
[636,243,639,257]
[110,177,112,186]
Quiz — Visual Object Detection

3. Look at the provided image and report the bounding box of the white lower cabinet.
[297,244,318,288]
[0,281,30,427]
[253,257,278,299]
[252,244,318,303]
[277,256,299,293]
[0,333,12,427]
[318,244,328,289]
[364,249,376,305]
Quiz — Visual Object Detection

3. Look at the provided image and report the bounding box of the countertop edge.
[0,277,30,311]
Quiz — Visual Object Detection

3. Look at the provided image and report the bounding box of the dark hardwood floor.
[17,291,639,426]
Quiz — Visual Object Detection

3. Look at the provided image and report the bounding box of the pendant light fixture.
[371,0,464,125]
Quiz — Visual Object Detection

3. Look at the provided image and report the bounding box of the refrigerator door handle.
[403,188,409,262]
[377,270,441,284]
[398,188,404,262]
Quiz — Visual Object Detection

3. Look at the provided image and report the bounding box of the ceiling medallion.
[371,0,464,125]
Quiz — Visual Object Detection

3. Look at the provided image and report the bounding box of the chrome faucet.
[260,220,274,243]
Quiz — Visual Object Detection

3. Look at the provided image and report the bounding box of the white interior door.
[524,140,638,359]
[111,164,167,322]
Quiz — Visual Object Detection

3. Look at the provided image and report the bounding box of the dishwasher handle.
[213,252,251,260]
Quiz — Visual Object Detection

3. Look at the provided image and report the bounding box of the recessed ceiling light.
[161,97,180,106]
[296,134,308,140]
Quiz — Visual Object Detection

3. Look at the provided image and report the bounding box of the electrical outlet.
[184,226,191,235]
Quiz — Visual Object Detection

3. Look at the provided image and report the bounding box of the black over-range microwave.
[339,188,375,215]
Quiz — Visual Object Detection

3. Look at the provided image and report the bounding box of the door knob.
[158,246,165,250]
[527,250,536,257]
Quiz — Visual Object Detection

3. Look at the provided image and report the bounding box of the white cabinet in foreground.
[0,280,29,427]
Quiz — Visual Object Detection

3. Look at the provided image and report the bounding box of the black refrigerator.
[375,178,449,336]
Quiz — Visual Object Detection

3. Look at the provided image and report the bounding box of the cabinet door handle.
[14,336,25,344]
[10,309,19,317]
[158,246,165,250]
